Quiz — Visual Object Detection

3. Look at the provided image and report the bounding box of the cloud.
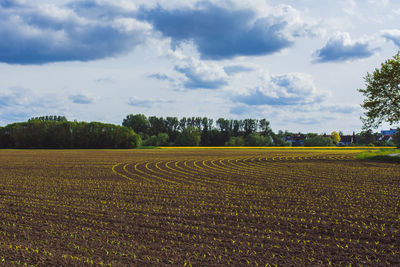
[0,0,25,8]
[283,116,333,125]
[174,58,228,89]
[94,77,115,83]
[313,32,376,63]
[343,0,357,15]
[224,64,254,75]
[0,87,30,107]
[127,97,173,107]
[324,104,360,114]
[0,87,64,124]
[0,2,151,64]
[148,73,174,82]
[368,0,390,7]
[233,72,326,106]
[0,1,320,64]
[229,104,260,115]
[381,29,400,47]
[69,94,93,104]
[141,2,319,60]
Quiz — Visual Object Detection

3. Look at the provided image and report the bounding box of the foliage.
[244,133,273,146]
[394,128,400,148]
[224,136,245,146]
[29,115,67,122]
[0,120,141,149]
[123,114,284,147]
[304,136,334,147]
[143,133,169,146]
[122,114,149,136]
[354,130,383,146]
[175,126,201,146]
[331,131,341,144]
[359,52,400,129]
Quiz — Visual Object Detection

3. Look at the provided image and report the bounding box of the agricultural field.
[0,148,399,266]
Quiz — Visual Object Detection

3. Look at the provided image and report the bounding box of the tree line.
[122,114,291,147]
[0,116,141,149]
[0,115,398,149]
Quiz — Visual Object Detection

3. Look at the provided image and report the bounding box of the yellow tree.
[331,131,341,144]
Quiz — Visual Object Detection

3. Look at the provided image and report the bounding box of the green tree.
[304,136,334,147]
[331,131,341,144]
[225,136,245,146]
[359,52,400,129]
[144,133,169,146]
[122,114,149,136]
[175,126,201,146]
[259,119,272,136]
[245,133,273,146]
[393,128,400,148]
[355,130,376,145]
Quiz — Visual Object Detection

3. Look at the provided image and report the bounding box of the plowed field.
[0,149,399,266]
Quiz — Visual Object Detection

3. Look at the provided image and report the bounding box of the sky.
[1,0,400,134]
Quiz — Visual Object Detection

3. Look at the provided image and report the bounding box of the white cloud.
[0,87,65,124]
[233,72,326,106]
[343,0,357,15]
[381,29,400,47]
[174,57,229,89]
[368,0,390,7]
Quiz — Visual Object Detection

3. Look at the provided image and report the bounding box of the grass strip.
[356,148,400,163]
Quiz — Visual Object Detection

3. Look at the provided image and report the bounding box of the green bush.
[304,136,334,147]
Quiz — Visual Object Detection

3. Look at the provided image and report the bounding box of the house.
[379,128,397,142]
[381,128,397,136]
[338,132,356,146]
[283,134,306,146]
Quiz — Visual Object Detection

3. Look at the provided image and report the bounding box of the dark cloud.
[140,2,314,60]
[69,94,93,104]
[0,0,24,8]
[0,2,149,64]
[0,1,317,64]
[313,32,376,63]
[234,73,325,106]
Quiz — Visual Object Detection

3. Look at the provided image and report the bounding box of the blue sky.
[1,0,399,133]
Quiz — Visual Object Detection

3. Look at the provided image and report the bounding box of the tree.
[331,131,341,144]
[225,136,245,146]
[243,119,257,137]
[304,136,334,147]
[175,126,201,146]
[359,52,400,129]
[355,130,376,145]
[394,129,400,148]
[259,119,272,137]
[245,133,273,146]
[122,114,149,136]
[143,133,169,146]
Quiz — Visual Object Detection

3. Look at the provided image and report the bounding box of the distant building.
[381,128,397,136]
[338,132,356,146]
[283,134,306,146]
